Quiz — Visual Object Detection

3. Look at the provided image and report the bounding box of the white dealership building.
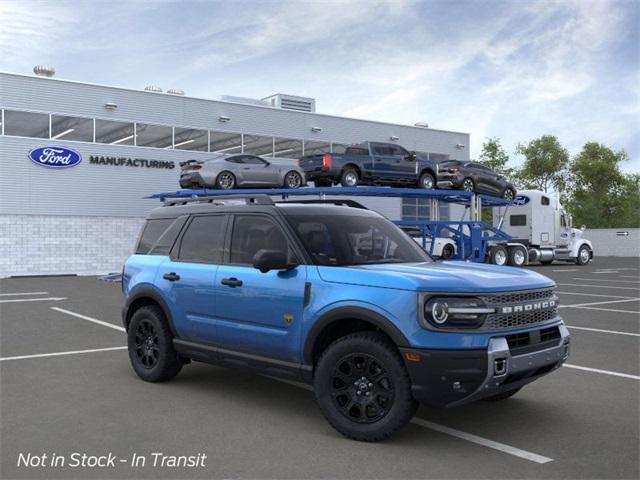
[0,69,470,277]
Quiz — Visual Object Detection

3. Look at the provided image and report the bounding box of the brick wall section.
[0,215,145,277]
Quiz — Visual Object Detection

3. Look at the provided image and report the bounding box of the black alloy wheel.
[127,306,183,382]
[134,319,160,369]
[330,353,395,424]
[284,171,303,189]
[314,332,417,442]
[462,178,475,192]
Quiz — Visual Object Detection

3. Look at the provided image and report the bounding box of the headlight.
[423,297,494,329]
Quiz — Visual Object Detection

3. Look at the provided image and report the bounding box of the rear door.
[371,143,396,179]
[156,214,228,344]
[214,213,307,362]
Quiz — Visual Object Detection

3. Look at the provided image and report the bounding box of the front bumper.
[400,324,570,407]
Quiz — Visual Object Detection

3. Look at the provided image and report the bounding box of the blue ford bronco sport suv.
[123,195,570,442]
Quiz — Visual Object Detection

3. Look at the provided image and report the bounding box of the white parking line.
[563,364,640,380]
[269,377,553,464]
[572,278,640,284]
[620,275,640,279]
[593,271,619,274]
[51,307,126,332]
[557,291,637,299]
[559,298,640,309]
[566,326,640,337]
[552,269,579,272]
[0,346,126,362]
[410,418,553,464]
[0,291,49,296]
[0,297,67,304]
[566,306,639,315]
[557,283,640,291]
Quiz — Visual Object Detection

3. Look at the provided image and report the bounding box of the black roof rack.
[275,199,369,209]
[163,194,274,207]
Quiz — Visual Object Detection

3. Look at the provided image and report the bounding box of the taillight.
[297,159,301,167]
[192,165,202,170]
[322,154,332,171]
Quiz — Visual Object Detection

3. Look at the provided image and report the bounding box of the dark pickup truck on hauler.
[298,141,439,189]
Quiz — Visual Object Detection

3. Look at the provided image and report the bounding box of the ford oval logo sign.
[28,146,82,168]
[513,195,530,206]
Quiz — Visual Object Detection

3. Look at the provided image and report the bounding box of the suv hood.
[316,261,554,293]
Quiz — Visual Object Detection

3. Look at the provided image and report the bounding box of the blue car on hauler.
[122,194,570,442]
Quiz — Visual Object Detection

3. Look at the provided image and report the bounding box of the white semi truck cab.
[491,190,593,266]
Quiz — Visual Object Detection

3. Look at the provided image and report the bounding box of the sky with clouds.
[1,0,638,171]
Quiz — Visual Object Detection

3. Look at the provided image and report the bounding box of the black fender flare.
[303,306,410,365]
[122,286,177,336]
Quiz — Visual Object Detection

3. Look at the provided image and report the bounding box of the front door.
[157,214,228,344]
[239,155,277,186]
[215,214,307,362]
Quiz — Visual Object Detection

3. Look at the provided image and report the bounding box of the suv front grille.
[480,288,559,331]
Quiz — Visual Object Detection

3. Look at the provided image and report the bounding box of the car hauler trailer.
[149,186,592,267]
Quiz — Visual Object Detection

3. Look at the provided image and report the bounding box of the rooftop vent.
[167,89,184,96]
[414,122,429,128]
[262,94,316,113]
[144,85,163,93]
[33,65,55,77]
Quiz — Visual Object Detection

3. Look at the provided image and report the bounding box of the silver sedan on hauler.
[179,154,307,190]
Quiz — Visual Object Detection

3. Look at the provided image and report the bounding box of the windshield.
[285,213,432,266]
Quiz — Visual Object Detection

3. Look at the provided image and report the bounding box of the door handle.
[163,272,180,282]
[221,277,243,287]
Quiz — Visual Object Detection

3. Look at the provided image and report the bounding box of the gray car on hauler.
[179,154,307,190]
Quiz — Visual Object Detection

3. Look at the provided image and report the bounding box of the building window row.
[0,109,347,157]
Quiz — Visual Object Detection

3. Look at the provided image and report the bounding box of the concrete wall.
[584,228,640,257]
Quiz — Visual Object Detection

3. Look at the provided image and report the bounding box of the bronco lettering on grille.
[500,300,556,314]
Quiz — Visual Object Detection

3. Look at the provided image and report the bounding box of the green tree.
[516,135,569,193]
[565,142,638,228]
[479,137,513,176]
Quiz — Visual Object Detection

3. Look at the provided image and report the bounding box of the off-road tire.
[482,387,521,402]
[340,168,360,187]
[128,306,183,382]
[314,332,417,442]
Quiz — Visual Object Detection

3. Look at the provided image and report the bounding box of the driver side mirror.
[407,151,417,161]
[252,249,296,273]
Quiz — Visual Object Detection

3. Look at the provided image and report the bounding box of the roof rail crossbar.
[276,199,369,209]
[163,194,274,207]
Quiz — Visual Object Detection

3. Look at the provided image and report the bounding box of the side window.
[541,196,550,206]
[136,218,174,254]
[149,216,188,255]
[242,156,267,165]
[230,216,291,265]
[226,156,244,164]
[391,146,410,157]
[561,215,567,228]
[372,144,391,155]
[178,215,226,263]
[510,215,527,226]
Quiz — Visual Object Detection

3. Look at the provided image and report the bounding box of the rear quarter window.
[136,219,175,254]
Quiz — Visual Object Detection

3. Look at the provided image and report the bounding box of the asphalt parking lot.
[1,256,638,479]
